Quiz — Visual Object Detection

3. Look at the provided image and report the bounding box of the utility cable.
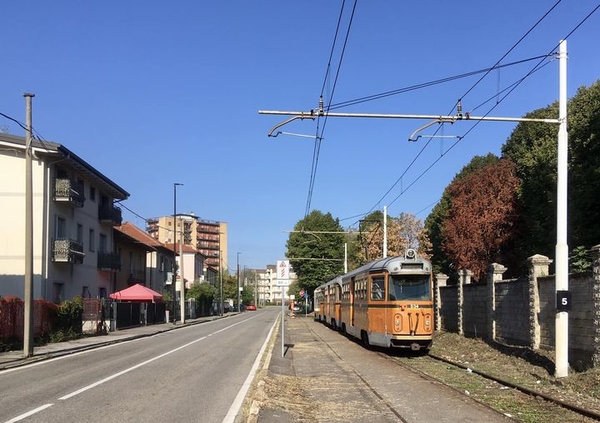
[356,0,572,221]
[305,0,358,218]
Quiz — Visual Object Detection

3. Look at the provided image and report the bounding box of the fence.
[435,245,600,369]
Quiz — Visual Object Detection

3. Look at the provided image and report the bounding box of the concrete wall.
[436,246,600,369]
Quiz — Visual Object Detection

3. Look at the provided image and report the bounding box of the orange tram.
[314,250,434,352]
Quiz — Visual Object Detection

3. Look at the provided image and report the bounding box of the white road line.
[60,314,261,400]
[3,313,263,423]
[222,317,278,423]
[4,403,53,423]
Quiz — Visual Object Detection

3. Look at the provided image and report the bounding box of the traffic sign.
[277,260,290,280]
[276,279,290,287]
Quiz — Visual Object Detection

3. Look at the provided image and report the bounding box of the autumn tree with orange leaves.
[441,158,521,281]
[356,211,431,265]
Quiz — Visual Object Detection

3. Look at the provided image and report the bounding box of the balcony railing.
[98,204,123,225]
[52,239,85,264]
[53,178,85,208]
[98,252,121,271]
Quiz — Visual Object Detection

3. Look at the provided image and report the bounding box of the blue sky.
[2,1,599,271]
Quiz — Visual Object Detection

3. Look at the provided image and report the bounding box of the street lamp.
[173,182,183,325]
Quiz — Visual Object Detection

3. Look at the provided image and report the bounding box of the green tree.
[502,80,600,271]
[286,210,345,294]
[502,106,558,260]
[566,81,600,258]
[186,282,216,316]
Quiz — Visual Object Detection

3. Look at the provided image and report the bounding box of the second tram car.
[315,249,434,351]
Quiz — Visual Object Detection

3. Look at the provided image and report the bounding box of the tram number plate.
[408,304,420,309]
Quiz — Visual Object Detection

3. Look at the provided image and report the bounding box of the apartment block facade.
[147,216,227,272]
[0,133,128,302]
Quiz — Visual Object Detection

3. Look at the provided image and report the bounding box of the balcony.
[98,252,121,271]
[52,239,85,264]
[53,178,85,208]
[98,204,123,225]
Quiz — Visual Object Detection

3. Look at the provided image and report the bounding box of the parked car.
[246,304,257,311]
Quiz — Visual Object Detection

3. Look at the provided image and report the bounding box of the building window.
[82,286,91,298]
[90,186,96,201]
[52,282,63,303]
[98,287,107,298]
[89,229,95,252]
[76,224,83,244]
[56,216,67,239]
[99,233,107,252]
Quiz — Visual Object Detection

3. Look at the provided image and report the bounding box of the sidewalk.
[0,314,230,370]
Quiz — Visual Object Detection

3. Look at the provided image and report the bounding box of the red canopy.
[109,284,163,302]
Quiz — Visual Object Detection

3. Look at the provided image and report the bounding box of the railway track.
[384,349,600,422]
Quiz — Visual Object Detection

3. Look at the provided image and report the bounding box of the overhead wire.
[305,0,358,218]
[344,0,599,226]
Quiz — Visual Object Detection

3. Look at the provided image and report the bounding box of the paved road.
[0,309,279,423]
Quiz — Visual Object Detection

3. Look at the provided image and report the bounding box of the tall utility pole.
[23,93,35,358]
[219,250,224,315]
[383,205,388,258]
[261,40,569,376]
[179,226,185,324]
[172,183,183,325]
[236,252,241,311]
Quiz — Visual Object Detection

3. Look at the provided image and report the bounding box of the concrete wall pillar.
[457,269,472,336]
[590,245,600,366]
[487,263,506,341]
[435,273,448,332]
[527,254,552,350]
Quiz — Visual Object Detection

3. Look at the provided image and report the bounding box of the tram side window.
[371,276,385,300]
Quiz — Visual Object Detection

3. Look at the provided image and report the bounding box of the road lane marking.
[3,313,265,423]
[60,314,260,400]
[222,317,278,423]
[4,403,53,423]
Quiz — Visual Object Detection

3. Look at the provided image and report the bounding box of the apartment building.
[0,133,128,302]
[147,216,227,272]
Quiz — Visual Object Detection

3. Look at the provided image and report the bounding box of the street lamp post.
[173,182,183,325]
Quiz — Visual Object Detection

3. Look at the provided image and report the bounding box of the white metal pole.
[383,205,388,258]
[179,222,185,324]
[555,39,569,378]
[344,243,348,274]
[23,93,35,358]
[281,287,285,357]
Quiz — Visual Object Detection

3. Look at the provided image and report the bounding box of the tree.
[354,211,430,265]
[286,210,345,294]
[566,81,600,257]
[441,157,521,281]
[425,153,500,278]
[501,80,600,271]
[502,106,559,260]
[186,282,216,316]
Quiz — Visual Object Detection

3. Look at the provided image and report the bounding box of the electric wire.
[305,0,358,218]
[350,0,593,224]
[326,55,550,111]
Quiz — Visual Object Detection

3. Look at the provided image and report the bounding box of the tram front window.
[388,275,430,301]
